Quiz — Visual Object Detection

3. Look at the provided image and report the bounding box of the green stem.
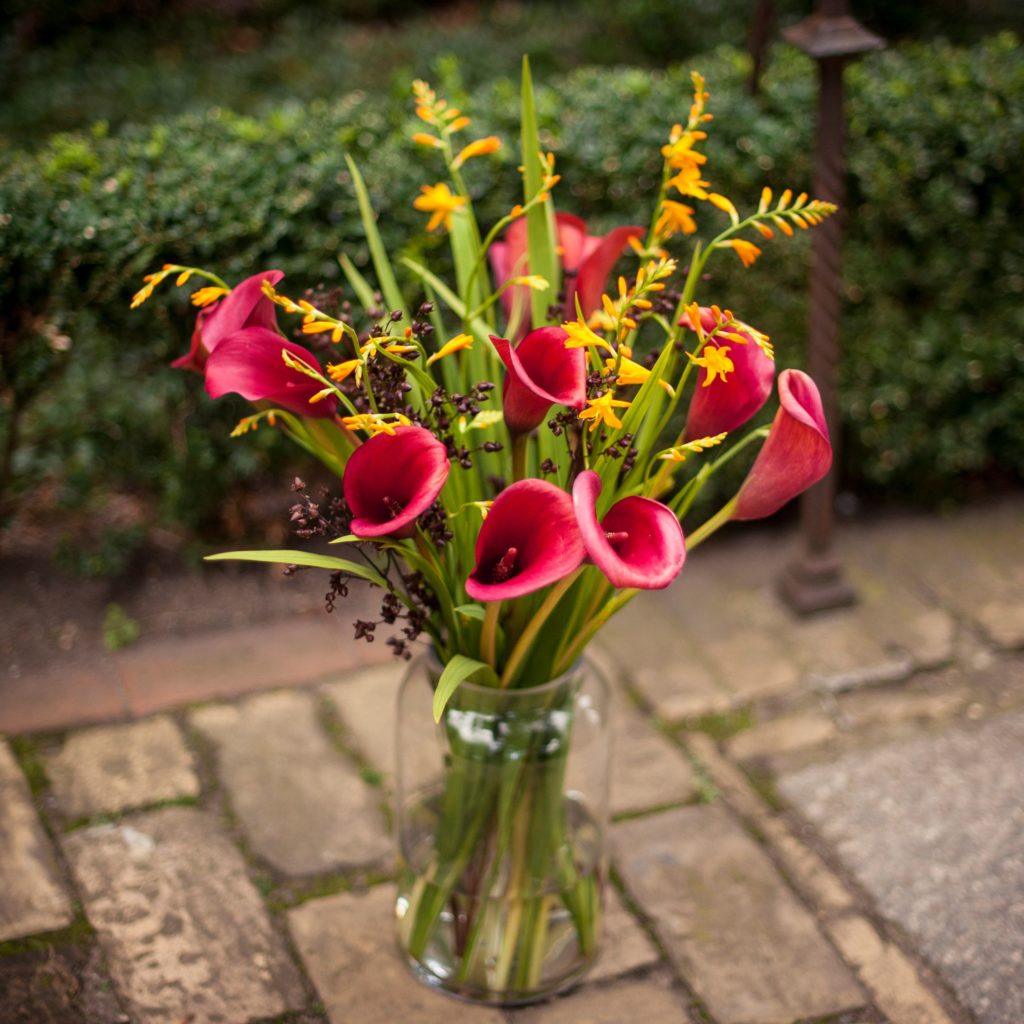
[686,496,738,550]
[481,600,501,669]
[501,570,583,688]
[511,432,529,482]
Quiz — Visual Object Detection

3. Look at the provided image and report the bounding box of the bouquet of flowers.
[134,61,834,1005]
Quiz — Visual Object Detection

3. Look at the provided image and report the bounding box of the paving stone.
[827,914,957,1024]
[514,973,691,1022]
[614,804,864,1024]
[597,599,731,720]
[62,806,303,1023]
[610,684,696,816]
[779,710,1024,1024]
[288,885,505,1024]
[0,740,73,941]
[322,662,404,782]
[837,684,968,730]
[726,712,837,761]
[0,943,126,1024]
[191,689,390,874]
[0,661,129,735]
[46,714,199,819]
[589,885,661,982]
[685,733,857,915]
[116,615,387,716]
[975,599,1024,650]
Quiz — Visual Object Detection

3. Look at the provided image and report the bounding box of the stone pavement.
[1,495,1022,1023]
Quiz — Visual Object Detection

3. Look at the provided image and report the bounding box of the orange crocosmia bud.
[453,136,501,168]
[412,132,443,148]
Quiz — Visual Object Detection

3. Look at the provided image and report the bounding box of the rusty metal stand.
[778,1,883,615]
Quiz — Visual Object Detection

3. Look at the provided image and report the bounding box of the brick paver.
[289,886,506,1024]
[45,714,199,820]
[192,689,391,874]
[614,804,866,1024]
[0,740,72,941]
[63,806,304,1023]
[513,973,692,1022]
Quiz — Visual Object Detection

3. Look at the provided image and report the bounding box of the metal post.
[778,0,883,615]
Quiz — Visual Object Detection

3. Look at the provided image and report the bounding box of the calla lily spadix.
[344,426,450,539]
[489,213,644,333]
[572,471,685,590]
[173,269,284,372]
[466,480,585,601]
[733,369,832,521]
[682,306,774,441]
[203,326,339,418]
[491,326,586,435]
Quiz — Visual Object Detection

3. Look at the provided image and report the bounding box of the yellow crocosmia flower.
[668,164,710,201]
[606,355,675,395]
[327,359,360,383]
[426,333,474,365]
[752,221,775,240]
[130,284,154,309]
[563,320,614,354]
[688,345,735,386]
[661,132,708,171]
[578,392,632,433]
[381,342,417,355]
[655,199,697,239]
[175,270,193,286]
[415,105,434,124]
[446,116,471,133]
[190,286,228,307]
[452,136,501,168]
[308,387,336,405]
[413,183,469,232]
[412,132,443,149]
[707,192,739,225]
[726,239,762,268]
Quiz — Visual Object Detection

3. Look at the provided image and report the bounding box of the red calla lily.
[682,306,775,441]
[343,426,450,539]
[489,213,644,332]
[733,369,832,520]
[491,326,586,435]
[172,270,284,372]
[466,480,585,601]
[572,471,685,589]
[203,326,338,418]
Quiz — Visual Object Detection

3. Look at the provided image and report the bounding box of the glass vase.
[394,652,611,1006]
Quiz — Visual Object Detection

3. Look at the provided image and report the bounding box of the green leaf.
[520,56,558,328]
[345,154,409,322]
[327,534,361,545]
[401,256,494,349]
[453,604,486,620]
[338,253,377,312]
[205,550,387,588]
[432,654,498,722]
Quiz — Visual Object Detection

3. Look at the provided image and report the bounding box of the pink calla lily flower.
[203,326,338,418]
[572,471,685,590]
[682,306,775,441]
[491,326,587,435]
[489,213,644,332]
[344,426,450,539]
[733,369,832,520]
[466,480,585,601]
[172,270,284,372]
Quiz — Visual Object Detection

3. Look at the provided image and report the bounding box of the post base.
[778,552,857,615]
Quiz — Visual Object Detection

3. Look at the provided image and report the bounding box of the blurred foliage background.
[1,0,1022,573]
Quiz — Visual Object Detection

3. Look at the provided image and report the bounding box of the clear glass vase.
[394,652,611,1006]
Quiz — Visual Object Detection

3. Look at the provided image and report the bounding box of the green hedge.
[1,35,1022,544]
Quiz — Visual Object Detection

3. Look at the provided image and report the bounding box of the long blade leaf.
[432,654,498,722]
[205,549,387,588]
[345,154,409,321]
